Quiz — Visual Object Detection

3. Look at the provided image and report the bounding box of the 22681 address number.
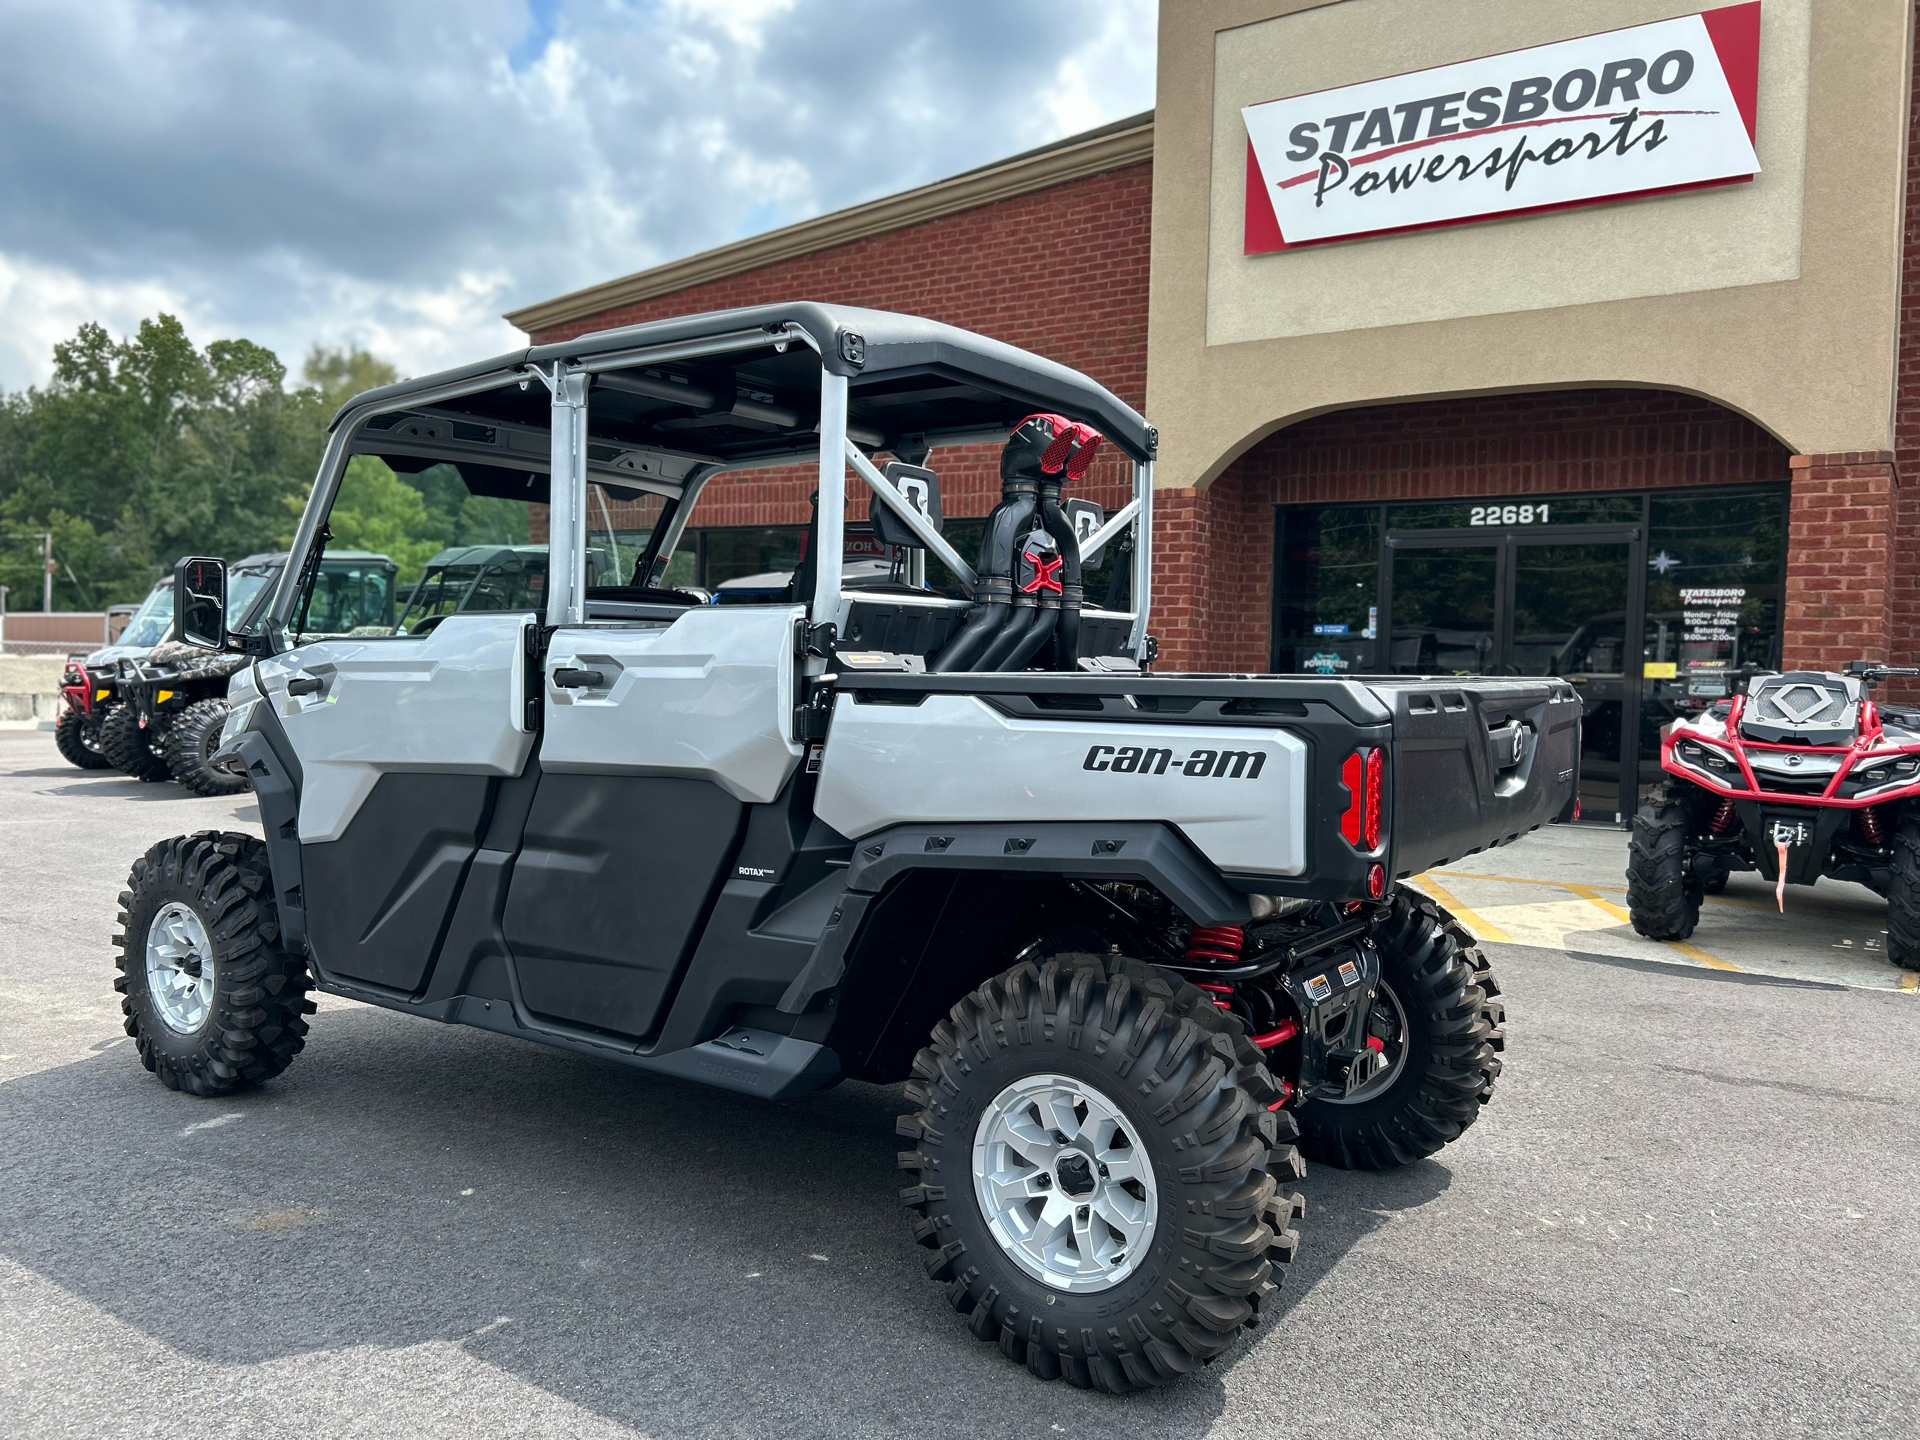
[1470,503,1549,525]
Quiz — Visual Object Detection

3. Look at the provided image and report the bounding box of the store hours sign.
[1242,2,1762,252]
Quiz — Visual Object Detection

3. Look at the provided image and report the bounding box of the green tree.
[0,322,410,610]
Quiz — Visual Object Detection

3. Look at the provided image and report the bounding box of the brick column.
[1148,471,1273,673]
[1782,451,1897,670]
[1150,488,1205,669]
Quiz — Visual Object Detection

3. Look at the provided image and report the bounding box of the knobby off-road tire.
[162,698,246,797]
[54,708,112,769]
[100,702,171,783]
[897,953,1305,1393]
[1297,891,1499,1170]
[1885,808,1920,970]
[1435,907,1506,1104]
[113,831,314,1095]
[1627,801,1701,940]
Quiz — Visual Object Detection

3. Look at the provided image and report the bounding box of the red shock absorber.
[1184,925,1244,965]
[1184,926,1244,1012]
[1859,805,1886,846]
[1710,798,1737,834]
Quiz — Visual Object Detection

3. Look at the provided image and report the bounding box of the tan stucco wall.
[1148,0,1913,488]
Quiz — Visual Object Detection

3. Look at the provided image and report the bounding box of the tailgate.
[1369,677,1582,877]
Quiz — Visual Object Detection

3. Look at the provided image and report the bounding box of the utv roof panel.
[330,302,1154,463]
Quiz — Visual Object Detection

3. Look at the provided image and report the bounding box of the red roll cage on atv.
[1627,661,1920,966]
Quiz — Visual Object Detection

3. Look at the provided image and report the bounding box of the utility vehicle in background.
[1628,661,1920,967]
[107,550,394,790]
[55,577,177,770]
[115,304,1574,1392]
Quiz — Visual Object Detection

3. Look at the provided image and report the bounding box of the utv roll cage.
[264,302,1157,656]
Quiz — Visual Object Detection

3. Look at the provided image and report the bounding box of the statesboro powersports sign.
[1243,2,1761,252]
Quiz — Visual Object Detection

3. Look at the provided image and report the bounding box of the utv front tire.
[113,831,313,1095]
[100,703,171,783]
[163,698,246,797]
[54,708,112,769]
[897,954,1303,1392]
[1627,801,1701,940]
[1296,892,1498,1170]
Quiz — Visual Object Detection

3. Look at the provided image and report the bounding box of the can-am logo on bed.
[1242,2,1761,253]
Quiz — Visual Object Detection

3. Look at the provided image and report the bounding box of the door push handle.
[286,675,323,696]
[552,667,606,689]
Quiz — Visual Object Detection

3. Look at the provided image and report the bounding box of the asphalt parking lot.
[2,727,1916,1439]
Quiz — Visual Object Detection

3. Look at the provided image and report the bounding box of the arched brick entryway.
[1151,388,1802,673]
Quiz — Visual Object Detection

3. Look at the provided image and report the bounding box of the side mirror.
[869,463,943,549]
[1064,497,1107,566]
[173,556,227,650]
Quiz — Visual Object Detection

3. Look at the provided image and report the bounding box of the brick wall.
[1782,452,1897,669]
[1154,388,1793,672]
[537,163,1152,538]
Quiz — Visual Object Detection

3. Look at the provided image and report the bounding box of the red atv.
[54,660,116,770]
[1627,662,1920,969]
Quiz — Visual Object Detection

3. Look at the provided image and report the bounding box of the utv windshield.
[396,548,548,634]
[117,584,174,648]
[226,567,281,632]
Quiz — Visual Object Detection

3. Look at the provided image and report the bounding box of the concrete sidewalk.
[1412,822,1919,993]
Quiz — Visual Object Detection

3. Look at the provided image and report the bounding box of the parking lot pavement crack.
[1654,1064,1905,1107]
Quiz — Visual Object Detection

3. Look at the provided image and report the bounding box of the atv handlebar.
[1844,661,1920,684]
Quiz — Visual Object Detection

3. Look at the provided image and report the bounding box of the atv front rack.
[1662,693,1920,808]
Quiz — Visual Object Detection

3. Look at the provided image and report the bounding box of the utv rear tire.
[1886,809,1920,969]
[897,954,1304,1393]
[113,831,313,1095]
[163,699,245,797]
[1296,892,1498,1170]
[1627,802,1701,940]
[1436,908,1505,1104]
[100,703,171,783]
[54,708,112,769]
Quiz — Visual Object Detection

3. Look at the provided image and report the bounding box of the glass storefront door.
[1272,486,1788,824]
[1380,532,1637,820]
[1385,544,1499,674]
[1510,540,1634,821]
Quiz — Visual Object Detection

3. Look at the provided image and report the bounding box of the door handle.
[286,675,323,696]
[552,667,606,689]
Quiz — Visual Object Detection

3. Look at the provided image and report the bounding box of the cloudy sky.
[0,0,1156,390]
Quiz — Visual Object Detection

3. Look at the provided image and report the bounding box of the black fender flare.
[215,695,308,956]
[777,820,1251,1013]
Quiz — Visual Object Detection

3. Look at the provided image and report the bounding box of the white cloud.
[0,254,200,391]
[0,0,1158,390]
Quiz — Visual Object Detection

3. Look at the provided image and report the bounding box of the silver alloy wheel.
[145,902,215,1034]
[971,1074,1158,1293]
[1321,981,1409,1105]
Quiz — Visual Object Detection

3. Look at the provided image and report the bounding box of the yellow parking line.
[1406,875,1512,944]
[1424,872,1743,972]
[1902,971,1918,993]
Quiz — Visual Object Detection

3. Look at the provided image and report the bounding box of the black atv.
[1627,662,1920,968]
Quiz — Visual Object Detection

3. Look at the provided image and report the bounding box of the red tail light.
[1340,751,1365,845]
[1341,748,1384,851]
[1364,748,1383,850]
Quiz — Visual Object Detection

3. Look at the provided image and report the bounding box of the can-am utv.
[116,304,1573,1391]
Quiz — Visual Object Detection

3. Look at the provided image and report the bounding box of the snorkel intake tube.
[928,413,1102,672]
